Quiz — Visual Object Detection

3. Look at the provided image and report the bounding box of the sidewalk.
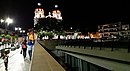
[0,47,30,71]
[30,41,65,71]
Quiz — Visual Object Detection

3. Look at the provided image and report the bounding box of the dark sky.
[0,0,129,32]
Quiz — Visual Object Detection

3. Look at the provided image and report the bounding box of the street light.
[55,5,58,8]
[15,27,18,31]
[38,3,41,6]
[20,30,24,33]
[0,19,4,23]
[0,17,13,32]
[15,27,21,31]
[5,17,13,25]
[70,27,73,30]
[15,27,21,34]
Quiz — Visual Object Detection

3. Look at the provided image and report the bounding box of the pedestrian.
[2,51,9,71]
[27,40,34,60]
[21,40,27,59]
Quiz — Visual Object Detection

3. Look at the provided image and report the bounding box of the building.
[33,3,62,28]
[98,22,121,41]
[98,22,130,41]
[120,24,130,39]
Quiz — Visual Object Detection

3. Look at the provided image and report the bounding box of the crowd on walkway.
[0,39,34,71]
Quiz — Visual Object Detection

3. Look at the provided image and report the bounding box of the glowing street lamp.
[55,5,58,8]
[70,27,73,30]
[15,27,21,31]
[5,17,13,25]
[20,30,25,33]
[15,27,18,31]
[0,17,13,32]
[18,27,21,31]
[15,27,21,33]
[0,19,4,23]
[20,30,22,33]
[23,30,25,33]
[38,3,41,6]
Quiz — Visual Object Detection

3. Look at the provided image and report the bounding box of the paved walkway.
[0,47,30,71]
[30,41,65,71]
[0,41,65,71]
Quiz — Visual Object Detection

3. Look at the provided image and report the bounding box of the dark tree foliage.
[35,17,63,32]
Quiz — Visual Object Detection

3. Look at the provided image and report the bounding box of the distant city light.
[15,27,21,31]
[23,30,25,33]
[20,30,25,33]
[55,5,58,8]
[19,27,21,30]
[70,27,73,29]
[20,30,22,33]
[15,27,18,31]
[0,19,4,23]
[38,3,41,6]
[5,17,13,25]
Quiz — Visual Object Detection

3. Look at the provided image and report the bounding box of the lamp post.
[15,27,21,36]
[5,17,13,32]
[15,27,22,47]
[1,17,13,33]
[15,27,21,32]
[0,19,4,23]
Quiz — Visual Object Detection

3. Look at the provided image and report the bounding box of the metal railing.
[58,39,130,53]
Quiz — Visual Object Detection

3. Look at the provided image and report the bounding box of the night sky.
[0,0,129,32]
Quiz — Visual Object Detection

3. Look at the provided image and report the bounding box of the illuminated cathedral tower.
[34,3,45,27]
[34,4,63,28]
[52,5,62,20]
[34,8,45,18]
[34,3,45,18]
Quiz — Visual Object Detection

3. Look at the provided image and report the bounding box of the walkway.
[0,47,30,71]
[30,41,65,71]
[0,41,65,71]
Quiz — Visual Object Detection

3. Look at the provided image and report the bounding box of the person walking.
[27,40,34,60]
[21,40,27,59]
[2,51,9,71]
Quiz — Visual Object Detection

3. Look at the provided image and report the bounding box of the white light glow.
[55,5,58,8]
[0,19,4,23]
[18,27,21,30]
[20,30,22,33]
[5,17,13,25]
[38,3,41,6]
[15,27,18,31]
[23,30,25,33]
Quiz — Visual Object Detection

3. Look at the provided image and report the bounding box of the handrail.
[58,39,130,53]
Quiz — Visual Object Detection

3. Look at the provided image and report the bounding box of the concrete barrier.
[30,41,65,71]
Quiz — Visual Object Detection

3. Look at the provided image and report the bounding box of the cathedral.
[34,3,62,27]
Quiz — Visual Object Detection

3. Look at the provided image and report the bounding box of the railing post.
[91,42,93,49]
[84,45,86,49]
[128,39,130,53]
[99,39,102,50]
[111,41,114,51]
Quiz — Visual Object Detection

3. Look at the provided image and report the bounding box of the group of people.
[2,39,34,71]
[21,40,34,61]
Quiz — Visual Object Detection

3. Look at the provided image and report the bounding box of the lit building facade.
[52,10,62,20]
[34,8,45,18]
[34,7,45,27]
[98,22,121,40]
[98,22,130,41]
[33,3,62,27]
[120,24,130,39]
